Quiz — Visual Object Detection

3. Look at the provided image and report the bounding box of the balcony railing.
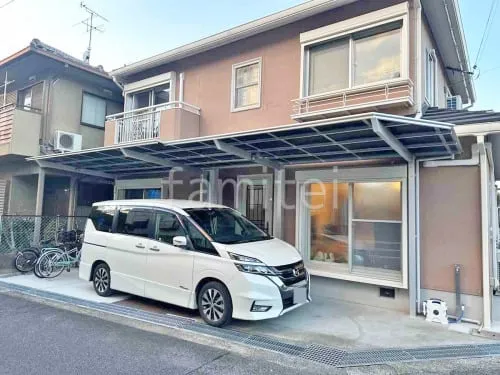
[292,79,414,121]
[106,101,201,144]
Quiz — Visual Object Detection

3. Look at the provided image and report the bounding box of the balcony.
[292,79,414,121]
[104,101,201,146]
[0,103,42,157]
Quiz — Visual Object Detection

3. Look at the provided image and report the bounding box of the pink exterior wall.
[126,0,411,137]
[419,166,482,296]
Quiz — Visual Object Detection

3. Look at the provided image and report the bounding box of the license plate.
[293,287,307,304]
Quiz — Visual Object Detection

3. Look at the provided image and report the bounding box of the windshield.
[185,208,272,245]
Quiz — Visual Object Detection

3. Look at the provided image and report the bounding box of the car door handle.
[135,243,146,249]
[149,246,160,252]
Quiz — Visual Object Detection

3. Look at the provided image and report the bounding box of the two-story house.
[30,0,500,330]
[0,39,122,218]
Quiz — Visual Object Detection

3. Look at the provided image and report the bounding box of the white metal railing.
[107,101,201,144]
[292,79,414,119]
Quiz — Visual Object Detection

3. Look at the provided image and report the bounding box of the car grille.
[273,260,306,286]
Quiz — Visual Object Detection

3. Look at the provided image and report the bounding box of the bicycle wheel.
[14,249,39,273]
[38,251,66,279]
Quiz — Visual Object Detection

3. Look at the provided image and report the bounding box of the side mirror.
[173,236,188,248]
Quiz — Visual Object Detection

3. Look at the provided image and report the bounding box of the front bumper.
[229,269,311,321]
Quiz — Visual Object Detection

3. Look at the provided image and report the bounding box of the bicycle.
[14,229,83,273]
[35,242,82,279]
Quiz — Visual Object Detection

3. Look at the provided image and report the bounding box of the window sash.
[305,24,403,96]
[425,51,436,105]
[232,60,261,110]
[301,179,405,284]
[81,93,106,127]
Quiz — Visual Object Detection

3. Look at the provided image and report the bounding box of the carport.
[28,112,461,316]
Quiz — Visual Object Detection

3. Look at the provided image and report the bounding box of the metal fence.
[0,215,87,253]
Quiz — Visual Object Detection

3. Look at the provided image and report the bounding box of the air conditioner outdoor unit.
[54,131,82,152]
[447,95,463,110]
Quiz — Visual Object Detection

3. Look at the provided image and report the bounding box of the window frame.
[80,91,108,129]
[425,49,437,107]
[295,166,408,289]
[299,3,409,99]
[230,57,262,112]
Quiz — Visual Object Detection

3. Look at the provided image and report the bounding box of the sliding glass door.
[297,166,407,287]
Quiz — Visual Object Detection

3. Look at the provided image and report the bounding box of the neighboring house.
[28,0,500,330]
[0,39,122,217]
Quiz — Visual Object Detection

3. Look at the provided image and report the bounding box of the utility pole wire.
[473,0,499,69]
[0,0,15,9]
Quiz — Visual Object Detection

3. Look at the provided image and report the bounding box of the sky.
[0,0,498,111]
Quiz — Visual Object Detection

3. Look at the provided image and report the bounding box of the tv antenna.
[75,2,108,64]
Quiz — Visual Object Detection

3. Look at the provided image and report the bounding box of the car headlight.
[228,252,277,276]
[234,263,277,276]
[227,252,262,263]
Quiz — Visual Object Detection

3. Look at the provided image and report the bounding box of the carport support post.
[408,158,417,317]
[208,169,219,204]
[33,169,45,245]
[272,169,285,239]
[67,176,78,230]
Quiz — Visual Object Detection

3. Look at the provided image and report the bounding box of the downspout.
[112,76,124,93]
[478,135,492,330]
[442,0,474,108]
[414,0,423,118]
[486,143,499,292]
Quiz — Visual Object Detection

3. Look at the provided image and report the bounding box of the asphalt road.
[1,293,500,375]
[0,293,331,375]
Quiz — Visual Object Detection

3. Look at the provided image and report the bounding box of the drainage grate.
[300,345,347,366]
[1,280,500,368]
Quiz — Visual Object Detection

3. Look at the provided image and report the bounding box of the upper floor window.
[81,93,106,128]
[129,83,170,110]
[425,49,437,106]
[231,58,261,112]
[17,83,43,111]
[306,21,402,97]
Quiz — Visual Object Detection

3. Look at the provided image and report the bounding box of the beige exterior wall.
[126,0,413,137]
[419,166,482,296]
[48,78,122,150]
[422,17,450,108]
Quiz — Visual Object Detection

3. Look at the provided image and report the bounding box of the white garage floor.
[0,271,129,304]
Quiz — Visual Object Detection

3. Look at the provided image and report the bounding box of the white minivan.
[79,199,310,326]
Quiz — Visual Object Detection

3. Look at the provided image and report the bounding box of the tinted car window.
[116,208,152,238]
[89,206,115,232]
[185,208,270,244]
[155,211,186,245]
[181,217,218,255]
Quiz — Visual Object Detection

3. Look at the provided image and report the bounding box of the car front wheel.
[93,263,113,297]
[198,281,233,327]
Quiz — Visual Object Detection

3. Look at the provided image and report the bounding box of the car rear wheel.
[198,281,232,327]
[93,263,113,297]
